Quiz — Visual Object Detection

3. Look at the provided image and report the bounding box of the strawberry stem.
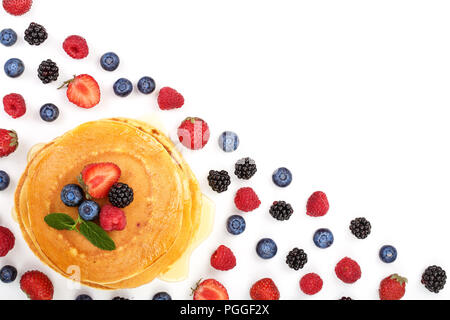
[58,75,77,90]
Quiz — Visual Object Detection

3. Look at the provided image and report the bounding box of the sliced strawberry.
[79,163,121,199]
[59,74,101,109]
[193,279,229,300]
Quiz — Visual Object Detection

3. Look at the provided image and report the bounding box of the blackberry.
[235,157,257,180]
[349,217,371,239]
[286,248,307,270]
[269,201,294,221]
[340,297,352,300]
[38,59,59,84]
[421,265,447,293]
[24,22,48,46]
[108,183,134,208]
[207,170,231,193]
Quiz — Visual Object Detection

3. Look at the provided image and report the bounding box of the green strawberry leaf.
[44,213,77,231]
[79,221,116,251]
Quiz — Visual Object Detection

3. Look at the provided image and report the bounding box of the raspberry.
[63,35,89,59]
[3,93,26,119]
[99,205,127,231]
[234,187,261,212]
[3,0,32,16]
[158,87,184,110]
[335,257,362,284]
[306,191,329,217]
[0,226,15,257]
[210,245,236,271]
[300,273,323,295]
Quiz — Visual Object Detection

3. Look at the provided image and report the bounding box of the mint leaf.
[44,213,77,231]
[79,221,116,251]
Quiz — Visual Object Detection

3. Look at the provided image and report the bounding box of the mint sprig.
[44,213,116,251]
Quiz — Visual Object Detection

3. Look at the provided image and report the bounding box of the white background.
[0,0,449,300]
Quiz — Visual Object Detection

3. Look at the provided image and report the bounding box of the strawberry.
[379,274,407,300]
[3,93,26,119]
[210,245,236,271]
[79,163,121,199]
[0,226,15,257]
[177,117,210,150]
[158,87,184,110]
[306,191,329,217]
[59,74,101,109]
[250,278,280,300]
[20,270,54,300]
[193,279,229,300]
[0,129,18,158]
[3,0,32,16]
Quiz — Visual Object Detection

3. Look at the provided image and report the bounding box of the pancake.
[14,118,209,289]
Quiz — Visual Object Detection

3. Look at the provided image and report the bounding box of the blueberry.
[100,52,120,71]
[313,228,334,249]
[78,201,100,221]
[75,294,93,300]
[0,171,10,191]
[4,58,24,78]
[272,167,292,188]
[137,76,156,94]
[113,78,133,97]
[0,266,17,283]
[0,29,17,47]
[40,103,59,122]
[379,245,397,263]
[218,131,240,153]
[256,238,277,259]
[61,184,84,207]
[226,215,246,235]
[152,292,172,300]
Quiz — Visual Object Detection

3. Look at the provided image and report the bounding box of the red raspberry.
[300,273,323,295]
[234,187,261,212]
[3,0,32,16]
[177,117,210,150]
[100,205,127,231]
[250,278,280,300]
[210,245,236,271]
[63,35,89,59]
[158,87,184,110]
[3,93,26,119]
[0,226,15,257]
[335,257,362,284]
[306,191,329,217]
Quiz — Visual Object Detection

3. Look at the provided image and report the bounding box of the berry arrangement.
[0,1,447,301]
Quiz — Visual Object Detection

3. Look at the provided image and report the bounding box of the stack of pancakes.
[14,118,210,289]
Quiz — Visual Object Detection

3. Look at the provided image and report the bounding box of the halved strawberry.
[193,279,229,300]
[79,163,121,199]
[59,74,101,109]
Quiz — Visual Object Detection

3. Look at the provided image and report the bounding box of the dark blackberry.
[207,170,231,193]
[421,265,447,293]
[340,297,352,300]
[286,248,307,270]
[235,157,257,180]
[38,59,59,84]
[24,22,48,46]
[269,201,294,221]
[108,183,134,208]
[349,217,371,239]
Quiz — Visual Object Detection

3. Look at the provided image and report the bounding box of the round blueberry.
[313,228,334,249]
[40,103,59,122]
[272,167,292,188]
[0,171,10,191]
[152,292,172,300]
[218,131,240,153]
[4,58,24,78]
[137,76,156,94]
[0,266,17,283]
[75,294,93,300]
[100,52,120,71]
[0,29,18,47]
[256,238,277,259]
[61,184,84,207]
[113,78,133,97]
[78,201,100,221]
[226,215,246,235]
[379,245,397,263]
